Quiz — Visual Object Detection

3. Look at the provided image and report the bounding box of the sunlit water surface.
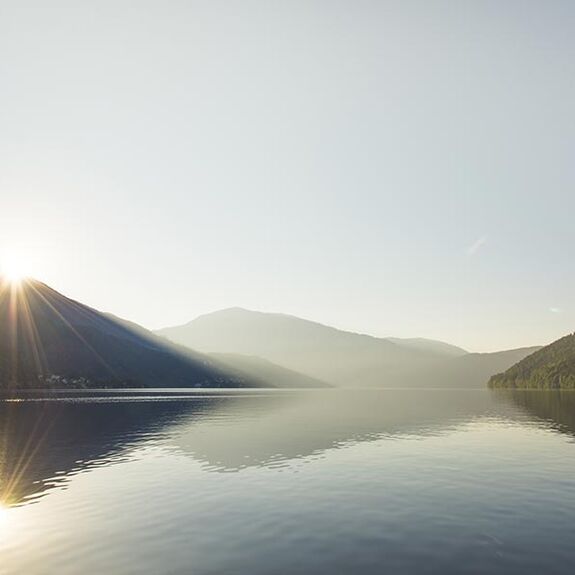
[2,389,575,575]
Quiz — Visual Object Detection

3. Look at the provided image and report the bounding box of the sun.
[1,255,30,283]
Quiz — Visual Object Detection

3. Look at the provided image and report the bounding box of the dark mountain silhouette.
[0,280,323,389]
[489,333,575,389]
[0,278,242,388]
[157,308,540,388]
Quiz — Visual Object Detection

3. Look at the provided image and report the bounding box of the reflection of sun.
[0,502,9,531]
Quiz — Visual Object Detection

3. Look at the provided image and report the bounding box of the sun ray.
[0,279,126,508]
[26,281,119,381]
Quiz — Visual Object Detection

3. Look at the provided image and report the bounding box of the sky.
[0,0,574,352]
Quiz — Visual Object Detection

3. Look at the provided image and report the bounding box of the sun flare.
[1,255,31,284]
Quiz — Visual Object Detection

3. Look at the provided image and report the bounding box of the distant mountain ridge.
[422,346,542,388]
[0,280,325,389]
[157,308,540,388]
[157,307,446,387]
[489,333,575,389]
[1,281,544,390]
[386,337,467,357]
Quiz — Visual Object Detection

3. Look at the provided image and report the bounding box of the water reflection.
[0,398,214,506]
[0,389,550,507]
[0,390,497,506]
[3,390,575,575]
[170,390,503,471]
[496,390,575,437]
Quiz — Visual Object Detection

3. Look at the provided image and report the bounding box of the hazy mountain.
[489,333,575,389]
[157,308,539,388]
[417,346,542,388]
[0,280,321,389]
[157,308,451,387]
[208,353,331,388]
[1,280,538,390]
[386,338,467,357]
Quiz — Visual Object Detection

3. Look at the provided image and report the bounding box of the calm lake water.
[1,389,575,575]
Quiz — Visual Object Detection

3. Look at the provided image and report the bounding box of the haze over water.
[2,389,575,575]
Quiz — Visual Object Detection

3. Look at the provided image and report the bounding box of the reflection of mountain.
[169,390,501,471]
[496,390,575,437]
[0,398,216,505]
[11,390,574,508]
[158,308,540,388]
[1,390,503,506]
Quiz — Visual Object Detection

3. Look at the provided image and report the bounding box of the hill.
[0,279,322,389]
[157,308,538,388]
[489,333,575,389]
[419,346,542,388]
[157,307,455,387]
[386,338,467,357]
[208,353,331,388]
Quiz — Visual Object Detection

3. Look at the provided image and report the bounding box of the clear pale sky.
[1,0,573,352]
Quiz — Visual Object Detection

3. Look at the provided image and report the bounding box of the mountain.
[489,333,575,389]
[0,279,322,389]
[157,307,453,387]
[386,338,467,357]
[208,353,331,388]
[157,308,538,388]
[418,346,542,388]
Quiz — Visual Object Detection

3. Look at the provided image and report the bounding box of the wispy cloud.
[549,307,563,314]
[466,236,487,256]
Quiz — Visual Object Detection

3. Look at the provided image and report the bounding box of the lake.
[1,389,575,574]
